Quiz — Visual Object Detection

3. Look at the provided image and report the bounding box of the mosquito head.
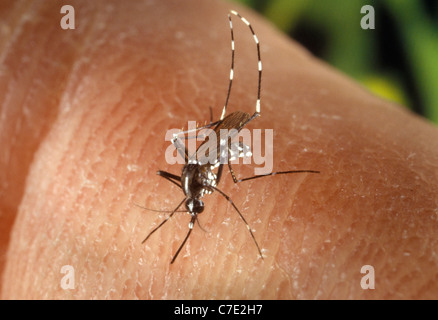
[185,198,204,214]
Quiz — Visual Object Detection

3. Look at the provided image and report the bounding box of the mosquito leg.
[171,124,220,161]
[215,163,225,185]
[171,214,197,264]
[134,172,182,210]
[157,170,182,189]
[171,119,223,161]
[220,14,235,120]
[180,122,218,141]
[237,170,321,183]
[174,120,222,138]
[142,198,185,244]
[171,134,189,162]
[227,163,320,184]
[229,10,262,118]
[212,186,264,260]
[132,202,186,213]
[157,170,181,181]
[227,163,239,183]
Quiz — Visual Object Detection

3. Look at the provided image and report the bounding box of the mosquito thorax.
[185,198,204,214]
[181,163,217,199]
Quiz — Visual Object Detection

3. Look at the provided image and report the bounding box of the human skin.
[1,0,438,299]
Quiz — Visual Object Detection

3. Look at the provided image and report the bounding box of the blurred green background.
[231,0,438,124]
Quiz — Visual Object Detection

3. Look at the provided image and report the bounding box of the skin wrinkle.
[271,185,298,296]
[24,14,100,290]
[0,1,31,65]
[267,175,302,278]
[0,0,45,203]
[94,76,156,276]
[311,243,333,298]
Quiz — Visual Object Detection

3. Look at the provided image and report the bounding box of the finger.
[2,0,438,300]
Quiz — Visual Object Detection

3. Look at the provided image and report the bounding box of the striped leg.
[220,14,235,120]
[220,11,262,121]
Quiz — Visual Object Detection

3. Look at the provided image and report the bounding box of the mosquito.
[140,10,319,264]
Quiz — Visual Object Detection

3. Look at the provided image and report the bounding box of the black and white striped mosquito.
[139,10,319,264]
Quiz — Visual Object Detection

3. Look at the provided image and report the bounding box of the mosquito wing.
[190,111,251,166]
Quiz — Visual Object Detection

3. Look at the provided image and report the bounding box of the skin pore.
[1,0,437,299]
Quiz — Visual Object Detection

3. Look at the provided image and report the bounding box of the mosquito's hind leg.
[228,10,262,119]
